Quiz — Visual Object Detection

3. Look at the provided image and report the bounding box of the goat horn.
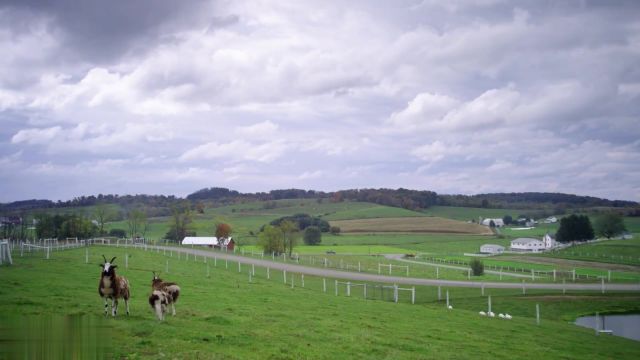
[102,255,107,263]
[110,257,116,263]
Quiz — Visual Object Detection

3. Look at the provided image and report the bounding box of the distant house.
[542,233,556,249]
[544,217,558,224]
[182,236,235,251]
[510,238,545,252]
[481,218,505,227]
[480,244,505,254]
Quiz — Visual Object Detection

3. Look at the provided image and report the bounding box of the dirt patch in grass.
[500,256,640,272]
[330,217,492,235]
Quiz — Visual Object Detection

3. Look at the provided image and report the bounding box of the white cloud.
[11,126,62,145]
[180,140,288,163]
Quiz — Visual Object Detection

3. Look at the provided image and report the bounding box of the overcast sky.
[1,0,639,202]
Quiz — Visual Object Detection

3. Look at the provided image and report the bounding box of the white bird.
[488,312,495,317]
[498,313,505,319]
[505,314,512,320]
[448,305,453,310]
[479,311,486,316]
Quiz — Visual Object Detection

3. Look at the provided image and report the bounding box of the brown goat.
[148,289,170,320]
[151,272,180,317]
[98,255,130,317]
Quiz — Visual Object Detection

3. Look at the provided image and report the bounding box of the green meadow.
[1,246,640,359]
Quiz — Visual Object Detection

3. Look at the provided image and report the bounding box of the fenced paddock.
[4,244,640,326]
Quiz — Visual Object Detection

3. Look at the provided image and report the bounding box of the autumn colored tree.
[215,223,232,238]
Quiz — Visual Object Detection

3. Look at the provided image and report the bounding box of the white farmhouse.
[542,233,556,249]
[480,244,505,254]
[481,218,505,227]
[510,238,546,252]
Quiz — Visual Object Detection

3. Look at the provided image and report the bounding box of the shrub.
[303,226,322,245]
[469,258,484,276]
[108,228,127,238]
[330,226,341,235]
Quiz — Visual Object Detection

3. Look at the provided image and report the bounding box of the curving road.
[132,245,640,292]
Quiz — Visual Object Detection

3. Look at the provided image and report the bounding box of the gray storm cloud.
[0,0,639,201]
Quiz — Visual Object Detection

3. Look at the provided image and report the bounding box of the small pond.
[575,314,640,342]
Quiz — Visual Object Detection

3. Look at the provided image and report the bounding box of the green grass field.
[2,246,640,359]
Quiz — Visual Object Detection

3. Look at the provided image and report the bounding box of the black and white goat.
[148,272,180,320]
[98,255,130,317]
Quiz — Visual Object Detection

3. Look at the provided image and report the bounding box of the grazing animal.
[504,314,512,320]
[498,313,505,319]
[98,255,130,317]
[488,311,495,318]
[479,311,486,316]
[148,290,170,320]
[151,272,180,316]
[447,305,453,310]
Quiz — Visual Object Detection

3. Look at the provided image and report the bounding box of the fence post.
[252,264,255,276]
[85,248,88,264]
[125,253,128,269]
[601,278,605,294]
[488,295,492,314]
[324,258,328,268]
[335,280,338,296]
[392,284,398,303]
[536,303,540,325]
[347,282,351,297]
[607,270,611,282]
[378,263,381,274]
[283,270,287,283]
[238,262,241,273]
[481,283,485,296]
[364,284,367,299]
[267,267,270,279]
[411,287,415,304]
[553,269,556,282]
[225,259,228,269]
[358,262,361,272]
[291,274,294,288]
[301,274,305,288]
[166,260,169,274]
[436,267,439,279]
[522,280,526,295]
[323,278,326,293]
[389,264,392,275]
[446,290,449,308]
[572,269,576,282]
[406,266,409,276]
[531,269,535,281]
[438,286,441,300]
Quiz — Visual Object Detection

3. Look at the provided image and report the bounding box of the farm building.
[182,236,235,251]
[480,244,505,254]
[481,218,504,227]
[542,233,556,249]
[510,238,545,252]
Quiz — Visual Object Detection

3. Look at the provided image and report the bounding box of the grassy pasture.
[1,246,640,359]
[330,217,492,235]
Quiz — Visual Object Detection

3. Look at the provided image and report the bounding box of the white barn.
[480,244,505,254]
[510,238,545,252]
[181,237,235,250]
[481,218,505,227]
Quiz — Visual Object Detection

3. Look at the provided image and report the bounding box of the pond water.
[575,314,640,341]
